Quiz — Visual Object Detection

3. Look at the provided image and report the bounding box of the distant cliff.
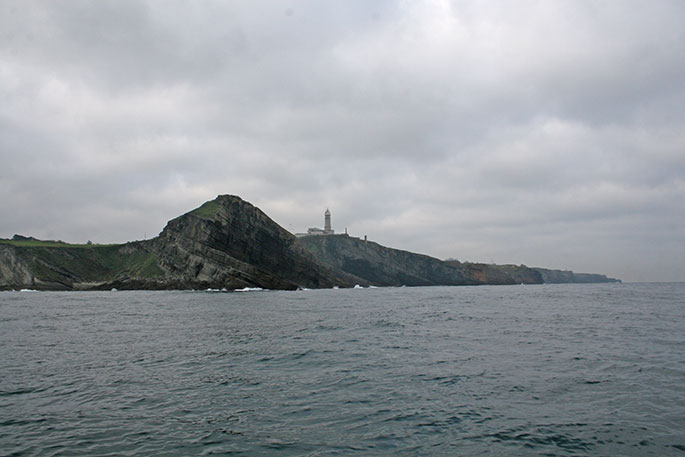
[446,261,539,285]
[300,235,479,286]
[489,264,544,284]
[0,195,620,291]
[301,235,528,286]
[532,267,620,284]
[300,236,620,286]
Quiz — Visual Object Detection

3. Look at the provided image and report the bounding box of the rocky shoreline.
[0,195,620,291]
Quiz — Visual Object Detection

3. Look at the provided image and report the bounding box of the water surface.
[1,283,684,456]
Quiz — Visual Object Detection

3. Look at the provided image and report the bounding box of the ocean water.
[1,283,684,456]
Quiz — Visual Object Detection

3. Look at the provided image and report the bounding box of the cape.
[0,195,620,290]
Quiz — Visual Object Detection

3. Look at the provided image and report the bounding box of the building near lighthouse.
[295,209,335,237]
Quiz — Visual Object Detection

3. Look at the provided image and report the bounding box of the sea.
[1,283,683,456]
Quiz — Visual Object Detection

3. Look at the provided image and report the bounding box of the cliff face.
[444,260,520,285]
[490,264,544,284]
[0,242,162,291]
[533,268,620,284]
[0,245,35,289]
[300,235,515,286]
[150,195,355,290]
[299,235,620,287]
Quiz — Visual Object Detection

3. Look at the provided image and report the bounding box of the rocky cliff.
[148,195,357,290]
[0,194,621,290]
[300,235,470,286]
[443,260,521,285]
[0,195,357,291]
[300,235,519,286]
[299,235,620,286]
[0,244,35,288]
[533,267,620,284]
[489,264,545,284]
[0,241,162,291]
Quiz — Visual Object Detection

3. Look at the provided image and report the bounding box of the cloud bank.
[1,0,684,282]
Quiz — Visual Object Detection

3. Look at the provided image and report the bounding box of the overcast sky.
[1,1,684,282]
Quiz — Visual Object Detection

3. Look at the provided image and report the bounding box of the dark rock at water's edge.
[0,194,620,291]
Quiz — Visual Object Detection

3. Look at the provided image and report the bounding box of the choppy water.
[1,283,684,456]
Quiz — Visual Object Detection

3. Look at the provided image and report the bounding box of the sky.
[1,0,684,282]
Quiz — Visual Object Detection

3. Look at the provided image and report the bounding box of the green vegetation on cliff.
[23,245,161,282]
[0,239,115,248]
[0,241,163,290]
[188,199,223,220]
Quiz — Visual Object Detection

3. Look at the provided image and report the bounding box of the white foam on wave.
[235,287,264,292]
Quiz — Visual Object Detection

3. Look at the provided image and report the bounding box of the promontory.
[0,195,620,291]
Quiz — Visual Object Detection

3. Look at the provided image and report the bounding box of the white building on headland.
[296,209,335,237]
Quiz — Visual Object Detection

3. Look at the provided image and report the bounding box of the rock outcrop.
[148,195,357,290]
[300,234,471,286]
[489,264,545,284]
[444,260,520,285]
[300,235,518,286]
[0,241,163,291]
[0,245,35,289]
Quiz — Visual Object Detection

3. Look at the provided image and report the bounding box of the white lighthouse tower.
[295,208,336,237]
[324,209,334,234]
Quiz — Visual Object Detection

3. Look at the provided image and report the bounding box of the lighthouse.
[324,209,333,234]
[295,209,336,237]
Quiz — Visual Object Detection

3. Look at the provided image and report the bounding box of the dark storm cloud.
[1,0,684,282]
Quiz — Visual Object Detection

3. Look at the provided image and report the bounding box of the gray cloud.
[1,0,684,282]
